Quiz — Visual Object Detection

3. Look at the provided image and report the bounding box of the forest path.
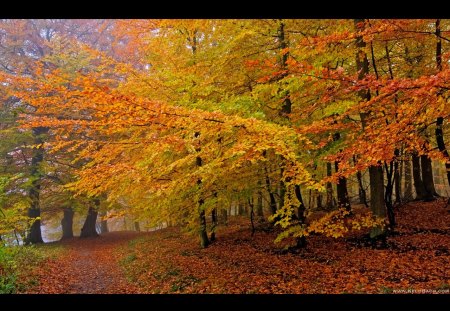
[30,231,145,293]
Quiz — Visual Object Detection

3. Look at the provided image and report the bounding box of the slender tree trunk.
[325,162,335,209]
[279,174,286,210]
[190,33,209,248]
[275,20,291,213]
[238,201,244,216]
[434,21,450,194]
[355,19,386,238]
[134,221,140,232]
[265,174,277,215]
[199,207,209,248]
[421,154,437,200]
[256,183,264,217]
[248,198,255,236]
[294,185,306,248]
[334,159,350,211]
[412,151,426,200]
[384,162,396,229]
[210,207,217,241]
[394,149,402,204]
[99,211,108,234]
[194,130,209,248]
[25,127,48,244]
[220,209,228,225]
[403,153,413,201]
[435,117,450,189]
[80,201,99,238]
[369,165,386,237]
[353,155,368,207]
[61,207,74,240]
[334,132,351,211]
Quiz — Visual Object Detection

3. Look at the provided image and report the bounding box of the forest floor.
[24,200,450,294]
[25,231,143,293]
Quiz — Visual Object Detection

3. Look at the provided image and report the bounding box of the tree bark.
[61,207,74,240]
[199,207,209,248]
[353,155,368,207]
[265,173,277,216]
[355,19,385,238]
[394,149,401,204]
[238,201,245,216]
[248,198,255,236]
[325,162,335,209]
[369,165,386,237]
[435,117,450,189]
[421,154,437,200]
[80,202,99,238]
[210,207,217,241]
[134,221,140,232]
[434,21,450,193]
[412,151,426,200]
[194,129,210,248]
[99,211,108,234]
[384,161,396,229]
[256,183,264,217]
[403,153,413,201]
[335,160,350,211]
[334,132,350,211]
[277,20,291,117]
[220,209,228,225]
[294,185,306,248]
[25,126,48,244]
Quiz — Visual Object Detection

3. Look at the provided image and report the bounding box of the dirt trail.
[29,231,145,294]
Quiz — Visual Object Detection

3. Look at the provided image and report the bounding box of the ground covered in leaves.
[118,200,450,294]
[24,232,142,293]
[22,200,450,294]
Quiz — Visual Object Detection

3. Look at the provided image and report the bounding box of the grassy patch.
[0,243,64,293]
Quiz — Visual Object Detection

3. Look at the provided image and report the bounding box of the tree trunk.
[199,207,209,248]
[403,153,413,201]
[99,211,108,234]
[256,185,264,217]
[315,191,323,209]
[394,149,401,204]
[334,132,350,211]
[335,159,350,211]
[355,19,385,238]
[220,209,228,225]
[434,21,450,192]
[134,221,140,232]
[238,201,245,216]
[80,204,99,238]
[61,207,74,240]
[369,165,386,238]
[248,198,255,236]
[279,175,286,210]
[194,130,209,248]
[25,127,48,244]
[435,117,450,189]
[421,155,437,200]
[277,20,291,117]
[276,20,290,214]
[353,155,368,207]
[325,162,335,209]
[412,151,426,200]
[26,205,43,244]
[384,161,396,229]
[210,208,217,241]
[266,177,277,215]
[294,185,306,248]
